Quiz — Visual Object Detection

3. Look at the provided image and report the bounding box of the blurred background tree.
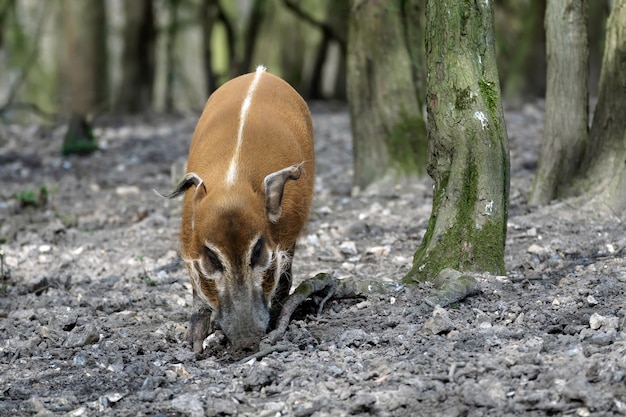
[572,0,626,213]
[0,0,609,119]
[347,0,427,191]
[59,0,109,115]
[528,0,588,205]
[0,0,348,118]
[0,0,617,176]
[58,0,108,155]
[115,0,156,113]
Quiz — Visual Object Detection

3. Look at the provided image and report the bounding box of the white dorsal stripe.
[226,65,267,186]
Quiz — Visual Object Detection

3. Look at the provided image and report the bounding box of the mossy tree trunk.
[529,0,588,205]
[115,0,155,113]
[347,0,427,191]
[403,0,509,285]
[573,0,626,212]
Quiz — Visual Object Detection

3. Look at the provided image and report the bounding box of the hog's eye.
[250,237,265,267]
[204,247,223,272]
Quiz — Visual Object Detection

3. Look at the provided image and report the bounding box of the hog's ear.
[154,172,206,200]
[264,164,302,223]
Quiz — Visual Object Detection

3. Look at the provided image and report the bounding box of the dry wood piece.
[263,272,340,347]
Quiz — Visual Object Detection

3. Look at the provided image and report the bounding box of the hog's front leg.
[186,289,214,353]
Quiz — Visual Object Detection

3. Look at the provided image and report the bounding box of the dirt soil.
[1,102,625,417]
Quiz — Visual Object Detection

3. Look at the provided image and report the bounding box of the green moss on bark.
[404,171,448,284]
[386,113,428,176]
[455,86,475,110]
[62,114,98,156]
[403,142,506,285]
[479,79,497,110]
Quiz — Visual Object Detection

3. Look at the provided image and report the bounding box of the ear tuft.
[155,173,204,199]
[264,165,302,223]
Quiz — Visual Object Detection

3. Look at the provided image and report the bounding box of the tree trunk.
[238,0,266,75]
[308,31,331,99]
[501,0,547,99]
[576,0,626,212]
[164,0,180,113]
[59,0,108,114]
[529,0,588,205]
[308,1,348,99]
[587,0,610,96]
[216,2,236,79]
[403,0,510,284]
[347,0,427,191]
[115,0,155,113]
[201,0,219,95]
[282,0,348,99]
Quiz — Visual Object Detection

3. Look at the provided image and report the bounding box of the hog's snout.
[216,288,270,353]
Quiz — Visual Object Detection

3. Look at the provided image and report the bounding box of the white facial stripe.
[274,248,291,278]
[183,257,215,307]
[226,65,266,186]
[246,235,259,265]
[183,257,200,285]
[182,242,231,307]
[183,237,291,308]
[262,247,291,305]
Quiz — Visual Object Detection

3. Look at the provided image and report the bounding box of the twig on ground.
[414,268,482,315]
[264,272,339,346]
[238,344,290,364]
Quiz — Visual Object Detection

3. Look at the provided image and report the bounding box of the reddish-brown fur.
[165,68,314,353]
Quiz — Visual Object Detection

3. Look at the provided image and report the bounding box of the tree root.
[263,273,340,347]
[259,272,403,351]
[255,269,480,354]
[415,268,482,315]
[238,344,291,364]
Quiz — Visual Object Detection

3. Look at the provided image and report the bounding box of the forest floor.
[0,101,625,417]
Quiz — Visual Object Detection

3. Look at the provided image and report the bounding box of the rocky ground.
[0,101,625,416]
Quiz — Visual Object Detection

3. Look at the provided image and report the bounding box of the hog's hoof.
[201,330,226,353]
[186,309,213,353]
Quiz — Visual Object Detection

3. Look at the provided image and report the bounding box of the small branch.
[237,344,290,364]
[414,268,482,315]
[0,1,50,115]
[264,272,339,346]
[0,101,57,122]
[282,0,346,48]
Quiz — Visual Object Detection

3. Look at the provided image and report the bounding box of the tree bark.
[529,0,588,205]
[115,0,155,113]
[347,0,427,191]
[587,0,610,96]
[403,0,510,284]
[201,0,219,95]
[501,0,547,99]
[164,0,180,113]
[575,0,626,213]
[238,0,267,75]
[216,2,236,79]
[59,0,108,114]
